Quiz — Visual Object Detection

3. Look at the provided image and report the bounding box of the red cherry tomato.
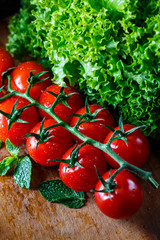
[70,104,115,143]
[59,144,107,192]
[0,48,14,87]
[26,119,73,167]
[0,96,39,145]
[95,170,143,219]
[39,84,84,124]
[11,61,52,101]
[103,124,150,168]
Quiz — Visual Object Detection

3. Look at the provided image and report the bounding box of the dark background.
[0,0,21,20]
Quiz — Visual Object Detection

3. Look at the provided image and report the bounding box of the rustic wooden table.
[0,18,160,240]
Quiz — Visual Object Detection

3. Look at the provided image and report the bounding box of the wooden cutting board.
[0,18,160,240]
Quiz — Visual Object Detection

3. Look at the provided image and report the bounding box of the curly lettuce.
[7,0,160,139]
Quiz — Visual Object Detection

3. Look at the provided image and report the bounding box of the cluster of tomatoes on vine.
[0,47,153,219]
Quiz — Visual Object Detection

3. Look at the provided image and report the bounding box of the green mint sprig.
[39,179,86,209]
[0,138,32,189]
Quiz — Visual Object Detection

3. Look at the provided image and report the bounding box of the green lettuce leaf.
[7,0,160,139]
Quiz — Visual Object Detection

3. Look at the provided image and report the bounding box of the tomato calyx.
[25,117,63,148]
[1,67,15,87]
[106,115,145,146]
[91,167,117,199]
[0,98,35,131]
[45,86,79,111]
[67,143,87,168]
[25,71,50,96]
[50,142,90,169]
[27,71,50,87]
[0,86,5,95]
[72,98,105,129]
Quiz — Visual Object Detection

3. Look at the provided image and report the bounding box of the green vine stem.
[0,76,159,189]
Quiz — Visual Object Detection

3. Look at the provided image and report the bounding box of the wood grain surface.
[0,18,160,240]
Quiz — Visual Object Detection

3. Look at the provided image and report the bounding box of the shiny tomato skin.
[0,96,39,145]
[59,144,107,192]
[11,61,52,101]
[103,124,150,168]
[0,48,14,87]
[70,104,115,143]
[39,84,84,124]
[95,170,143,219]
[26,119,73,167]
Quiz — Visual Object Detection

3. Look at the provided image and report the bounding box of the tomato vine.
[0,73,159,190]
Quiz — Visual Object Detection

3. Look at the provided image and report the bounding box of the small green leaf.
[2,67,15,86]
[10,98,19,116]
[92,108,105,118]
[14,156,32,189]
[118,115,124,133]
[6,138,19,157]
[85,98,91,114]
[62,100,72,109]
[125,125,145,136]
[39,179,86,209]
[0,109,11,119]
[101,124,115,132]
[45,90,57,97]
[49,159,71,164]
[94,166,108,188]
[0,156,18,176]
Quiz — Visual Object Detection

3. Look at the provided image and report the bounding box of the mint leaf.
[14,156,32,189]
[6,138,19,157]
[0,156,18,176]
[39,179,86,209]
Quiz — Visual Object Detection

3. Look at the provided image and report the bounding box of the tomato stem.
[107,166,125,186]
[126,164,159,189]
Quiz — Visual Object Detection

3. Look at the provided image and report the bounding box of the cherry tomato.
[94,170,143,219]
[70,104,115,143]
[26,119,73,167]
[39,84,84,124]
[103,124,150,168]
[11,61,52,101]
[0,96,39,145]
[0,48,14,87]
[59,144,107,192]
